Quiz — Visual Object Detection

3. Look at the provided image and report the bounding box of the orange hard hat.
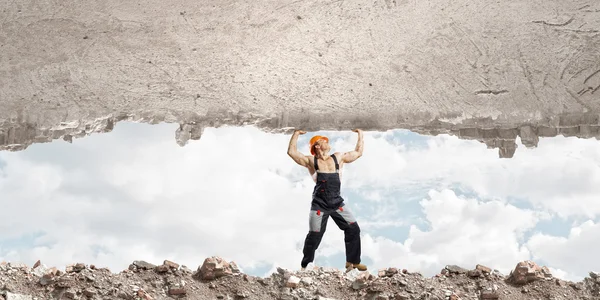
[309,135,329,155]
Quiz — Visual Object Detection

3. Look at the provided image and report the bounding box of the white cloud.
[0,124,315,273]
[1,124,600,282]
[338,131,600,219]
[526,220,600,281]
[361,189,541,276]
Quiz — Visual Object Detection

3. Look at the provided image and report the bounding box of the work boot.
[345,262,367,271]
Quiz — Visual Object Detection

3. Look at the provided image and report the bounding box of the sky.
[1,122,600,282]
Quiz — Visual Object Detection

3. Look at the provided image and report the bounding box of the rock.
[133,260,156,270]
[301,277,313,285]
[467,269,482,278]
[39,274,54,286]
[385,268,399,276]
[65,264,75,273]
[197,256,237,280]
[32,260,40,269]
[181,265,192,273]
[155,265,170,273]
[74,263,85,272]
[367,281,385,293]
[83,288,97,297]
[379,268,398,277]
[164,260,180,269]
[480,290,499,299]
[445,265,468,274]
[345,268,362,281]
[476,264,492,273]
[590,271,599,279]
[169,286,187,295]
[56,277,75,288]
[31,263,48,277]
[286,275,300,288]
[4,292,33,300]
[508,260,551,284]
[38,267,59,286]
[352,272,370,290]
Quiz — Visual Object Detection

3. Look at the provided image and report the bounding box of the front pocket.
[309,210,323,232]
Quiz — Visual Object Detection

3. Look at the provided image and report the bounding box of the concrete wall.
[1,0,599,156]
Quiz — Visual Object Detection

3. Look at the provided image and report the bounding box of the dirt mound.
[1,257,599,300]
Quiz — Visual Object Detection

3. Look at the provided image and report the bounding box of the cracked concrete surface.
[1,0,599,157]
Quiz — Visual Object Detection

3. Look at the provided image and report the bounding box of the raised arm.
[287,129,311,168]
[342,129,363,163]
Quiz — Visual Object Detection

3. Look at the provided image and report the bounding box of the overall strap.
[314,156,319,171]
[330,154,339,171]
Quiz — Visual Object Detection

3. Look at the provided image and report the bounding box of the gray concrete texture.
[1,0,599,157]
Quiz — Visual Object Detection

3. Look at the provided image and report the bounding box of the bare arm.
[342,129,363,163]
[287,130,310,168]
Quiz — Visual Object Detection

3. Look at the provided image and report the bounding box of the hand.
[294,129,307,135]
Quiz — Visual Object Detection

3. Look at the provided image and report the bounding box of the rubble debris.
[0,258,597,299]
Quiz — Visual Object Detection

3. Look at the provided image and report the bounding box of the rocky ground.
[1,257,600,300]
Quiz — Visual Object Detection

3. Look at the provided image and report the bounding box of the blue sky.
[1,122,600,281]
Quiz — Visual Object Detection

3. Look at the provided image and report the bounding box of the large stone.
[164,260,180,269]
[32,260,41,269]
[508,260,552,285]
[39,267,59,286]
[196,256,238,280]
[31,263,48,277]
[73,263,86,272]
[445,265,468,274]
[476,264,492,273]
[467,269,482,278]
[155,265,170,273]
[352,272,371,290]
[286,276,301,288]
[133,260,156,270]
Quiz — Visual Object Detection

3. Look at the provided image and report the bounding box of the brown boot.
[345,262,367,271]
